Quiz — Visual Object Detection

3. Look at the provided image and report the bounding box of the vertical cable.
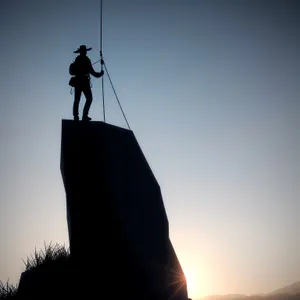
[100,0,103,53]
[96,0,130,130]
[100,0,105,122]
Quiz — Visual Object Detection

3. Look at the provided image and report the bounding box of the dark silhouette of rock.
[60,120,188,299]
[17,259,76,298]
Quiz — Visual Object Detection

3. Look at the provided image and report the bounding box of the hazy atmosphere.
[0,0,299,299]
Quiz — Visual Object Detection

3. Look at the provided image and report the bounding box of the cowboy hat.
[73,45,92,53]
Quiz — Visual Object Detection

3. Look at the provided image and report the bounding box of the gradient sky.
[0,0,299,299]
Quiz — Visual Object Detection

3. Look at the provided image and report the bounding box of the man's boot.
[82,115,91,121]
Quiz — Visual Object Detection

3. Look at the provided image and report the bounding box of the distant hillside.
[200,295,247,300]
[199,281,300,300]
[268,281,300,296]
[200,293,300,300]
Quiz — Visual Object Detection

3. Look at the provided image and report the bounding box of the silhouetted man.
[71,45,104,121]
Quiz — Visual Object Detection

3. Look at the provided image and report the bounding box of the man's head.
[73,45,92,56]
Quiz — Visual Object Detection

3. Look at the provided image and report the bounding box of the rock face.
[60,120,187,299]
[17,259,78,298]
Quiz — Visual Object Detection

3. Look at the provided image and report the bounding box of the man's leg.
[73,87,81,121]
[82,86,93,121]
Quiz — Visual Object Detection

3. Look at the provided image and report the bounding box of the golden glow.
[184,268,202,299]
[176,246,212,299]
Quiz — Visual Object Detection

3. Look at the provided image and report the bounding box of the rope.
[101,55,105,122]
[103,60,131,130]
[92,59,101,65]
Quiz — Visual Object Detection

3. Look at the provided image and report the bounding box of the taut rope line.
[100,0,105,122]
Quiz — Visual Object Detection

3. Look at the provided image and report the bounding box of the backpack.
[69,61,76,76]
[69,76,76,87]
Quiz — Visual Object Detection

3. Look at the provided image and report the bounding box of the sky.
[0,0,299,299]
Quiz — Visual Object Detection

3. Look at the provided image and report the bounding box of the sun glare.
[184,268,201,299]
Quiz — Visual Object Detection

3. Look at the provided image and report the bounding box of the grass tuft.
[22,241,70,272]
[0,280,18,299]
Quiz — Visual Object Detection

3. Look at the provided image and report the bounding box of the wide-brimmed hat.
[73,45,92,53]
